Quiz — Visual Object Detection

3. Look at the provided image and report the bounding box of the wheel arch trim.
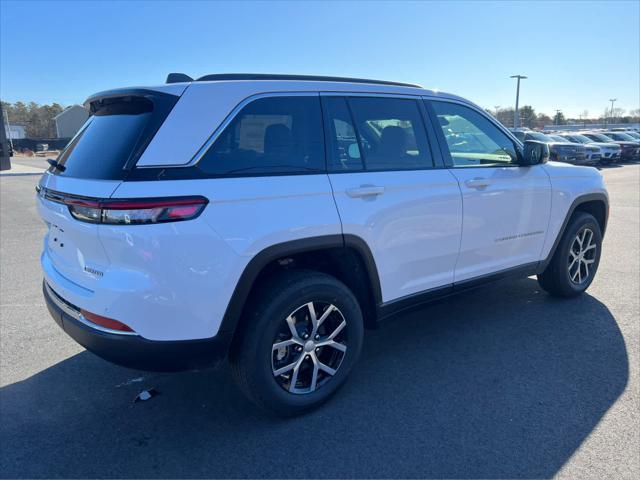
[538,192,609,272]
[218,234,382,338]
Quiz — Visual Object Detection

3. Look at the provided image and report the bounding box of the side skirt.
[377,262,539,321]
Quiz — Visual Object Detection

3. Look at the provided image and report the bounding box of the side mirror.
[520,140,550,166]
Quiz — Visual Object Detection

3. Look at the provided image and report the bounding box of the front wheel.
[230,270,364,416]
[538,212,602,297]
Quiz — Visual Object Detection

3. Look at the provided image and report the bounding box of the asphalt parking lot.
[1,159,638,479]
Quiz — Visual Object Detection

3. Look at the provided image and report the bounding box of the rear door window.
[346,97,433,171]
[197,96,325,176]
[322,97,364,172]
[53,94,177,180]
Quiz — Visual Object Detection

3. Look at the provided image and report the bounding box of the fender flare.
[217,234,382,338]
[538,192,609,272]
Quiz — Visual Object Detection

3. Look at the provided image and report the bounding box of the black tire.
[538,212,602,297]
[229,269,364,416]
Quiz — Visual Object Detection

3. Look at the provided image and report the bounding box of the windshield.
[550,135,568,142]
[526,132,553,142]
[567,134,592,144]
[52,93,178,180]
[606,132,636,141]
[587,133,616,142]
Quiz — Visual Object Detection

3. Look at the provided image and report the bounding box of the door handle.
[465,178,490,189]
[346,185,385,198]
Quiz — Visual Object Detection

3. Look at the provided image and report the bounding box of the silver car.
[558,133,620,164]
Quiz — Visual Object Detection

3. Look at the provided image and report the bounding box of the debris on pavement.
[133,388,160,403]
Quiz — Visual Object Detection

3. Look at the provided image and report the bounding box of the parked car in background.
[619,130,640,140]
[602,131,640,144]
[582,132,639,162]
[547,135,601,165]
[556,133,620,164]
[511,130,588,165]
[611,127,640,134]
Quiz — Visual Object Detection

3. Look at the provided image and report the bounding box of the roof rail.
[192,73,421,88]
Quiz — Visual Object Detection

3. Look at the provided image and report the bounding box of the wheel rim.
[568,227,597,285]
[271,302,347,395]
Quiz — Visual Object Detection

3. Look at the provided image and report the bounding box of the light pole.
[494,105,500,117]
[510,75,527,128]
[609,98,617,124]
[0,103,11,170]
[555,109,562,125]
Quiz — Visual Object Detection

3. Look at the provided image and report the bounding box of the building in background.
[4,123,26,139]
[54,105,89,138]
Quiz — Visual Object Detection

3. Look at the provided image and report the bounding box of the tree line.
[487,105,640,129]
[1,101,64,139]
[2,100,639,140]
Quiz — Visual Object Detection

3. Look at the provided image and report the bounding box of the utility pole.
[510,75,527,128]
[0,103,11,171]
[609,98,617,125]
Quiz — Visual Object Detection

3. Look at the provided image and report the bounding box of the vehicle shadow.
[598,161,639,169]
[596,163,622,169]
[0,278,628,479]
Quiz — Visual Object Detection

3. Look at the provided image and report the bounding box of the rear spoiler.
[83,86,186,112]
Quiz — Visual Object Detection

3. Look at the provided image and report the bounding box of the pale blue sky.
[1,0,638,117]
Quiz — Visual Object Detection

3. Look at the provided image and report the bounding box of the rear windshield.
[51,93,178,180]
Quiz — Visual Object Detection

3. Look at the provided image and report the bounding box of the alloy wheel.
[568,227,597,285]
[271,302,347,394]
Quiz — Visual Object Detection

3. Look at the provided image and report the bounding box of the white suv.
[38,74,608,415]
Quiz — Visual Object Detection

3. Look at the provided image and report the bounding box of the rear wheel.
[230,270,364,416]
[538,212,602,297]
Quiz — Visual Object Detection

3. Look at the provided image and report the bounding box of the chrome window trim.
[45,282,139,337]
[319,91,424,99]
[135,89,442,170]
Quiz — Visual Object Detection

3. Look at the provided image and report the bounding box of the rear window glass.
[347,97,433,171]
[197,96,325,176]
[52,95,176,180]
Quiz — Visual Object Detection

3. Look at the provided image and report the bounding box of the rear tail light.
[37,187,207,225]
[80,309,135,332]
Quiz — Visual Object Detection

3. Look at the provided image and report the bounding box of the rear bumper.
[43,280,231,372]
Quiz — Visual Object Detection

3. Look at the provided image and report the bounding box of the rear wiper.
[46,158,66,172]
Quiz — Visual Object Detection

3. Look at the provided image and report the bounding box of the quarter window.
[198,96,325,176]
[324,96,434,172]
[431,101,519,167]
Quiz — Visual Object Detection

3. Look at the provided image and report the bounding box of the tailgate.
[38,172,121,291]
